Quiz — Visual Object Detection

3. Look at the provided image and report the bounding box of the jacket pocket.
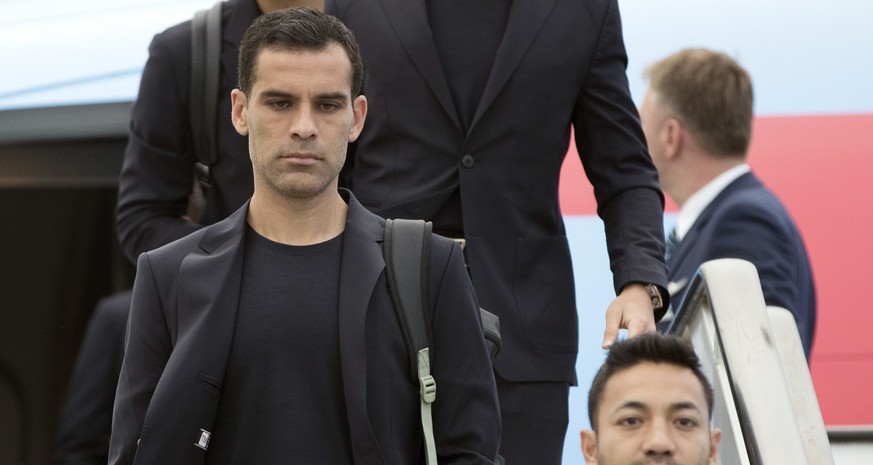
[512,236,578,352]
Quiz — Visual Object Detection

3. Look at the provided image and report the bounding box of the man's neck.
[247,188,347,246]
[673,163,750,240]
[672,156,746,208]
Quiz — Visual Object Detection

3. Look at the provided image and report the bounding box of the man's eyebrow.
[614,400,647,412]
[257,89,349,102]
[668,401,703,414]
[612,400,704,415]
[314,91,350,101]
[259,89,296,100]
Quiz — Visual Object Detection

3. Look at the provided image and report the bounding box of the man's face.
[581,362,720,465]
[231,44,366,200]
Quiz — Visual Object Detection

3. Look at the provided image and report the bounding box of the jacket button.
[461,154,475,168]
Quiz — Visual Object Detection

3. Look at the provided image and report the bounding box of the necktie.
[665,227,679,262]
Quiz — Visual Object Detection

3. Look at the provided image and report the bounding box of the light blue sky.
[1,0,871,114]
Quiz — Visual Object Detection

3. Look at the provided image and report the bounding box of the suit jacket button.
[461,154,475,168]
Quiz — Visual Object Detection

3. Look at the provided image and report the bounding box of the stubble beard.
[255,146,345,201]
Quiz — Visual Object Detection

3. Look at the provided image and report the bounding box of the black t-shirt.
[205,226,352,464]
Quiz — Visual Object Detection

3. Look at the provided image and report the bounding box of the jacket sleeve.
[571,0,668,301]
[116,29,200,263]
[54,292,130,465]
[108,254,174,465]
[707,200,812,352]
[428,240,502,464]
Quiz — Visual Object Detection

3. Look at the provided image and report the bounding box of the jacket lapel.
[378,0,462,131]
[336,192,388,464]
[176,205,248,376]
[174,208,247,423]
[469,0,558,133]
[668,173,761,282]
[137,205,248,463]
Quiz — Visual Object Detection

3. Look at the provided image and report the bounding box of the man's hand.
[601,283,657,348]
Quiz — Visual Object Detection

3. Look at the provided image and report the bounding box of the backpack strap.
[383,218,438,465]
[190,0,223,193]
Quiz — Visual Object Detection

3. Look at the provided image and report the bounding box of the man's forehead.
[603,362,708,411]
[251,44,353,94]
[256,42,349,67]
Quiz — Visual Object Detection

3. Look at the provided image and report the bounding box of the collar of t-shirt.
[675,164,751,241]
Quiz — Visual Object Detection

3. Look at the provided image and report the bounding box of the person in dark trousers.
[108,8,500,463]
[639,48,816,357]
[325,0,670,461]
[54,1,323,463]
[581,333,721,464]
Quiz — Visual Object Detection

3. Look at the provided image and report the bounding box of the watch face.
[645,284,663,309]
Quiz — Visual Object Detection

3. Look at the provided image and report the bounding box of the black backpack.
[186,1,223,222]
[384,219,501,465]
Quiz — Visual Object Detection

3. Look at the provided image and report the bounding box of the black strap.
[384,219,502,372]
[384,218,433,382]
[190,0,223,192]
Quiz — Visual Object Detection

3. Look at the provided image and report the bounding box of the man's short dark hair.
[587,333,714,431]
[238,7,364,97]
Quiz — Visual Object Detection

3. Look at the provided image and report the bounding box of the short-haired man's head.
[238,7,363,98]
[645,48,753,158]
[587,334,714,431]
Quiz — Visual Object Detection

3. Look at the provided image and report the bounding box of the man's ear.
[230,89,249,136]
[709,428,722,464]
[581,429,599,464]
[664,117,684,159]
[348,95,367,142]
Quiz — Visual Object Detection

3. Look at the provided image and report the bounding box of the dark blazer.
[115,0,259,263]
[108,192,501,465]
[326,0,668,384]
[668,172,816,356]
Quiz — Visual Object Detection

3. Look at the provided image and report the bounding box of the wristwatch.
[643,283,664,311]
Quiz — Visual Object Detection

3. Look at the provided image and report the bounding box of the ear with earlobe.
[709,428,722,463]
[581,429,599,464]
[230,89,250,136]
[664,117,684,159]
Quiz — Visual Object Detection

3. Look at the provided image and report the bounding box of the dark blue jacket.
[668,172,816,357]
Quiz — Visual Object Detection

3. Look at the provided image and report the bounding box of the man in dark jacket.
[109,8,500,463]
[639,48,816,357]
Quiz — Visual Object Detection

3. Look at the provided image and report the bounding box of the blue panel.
[561,213,676,464]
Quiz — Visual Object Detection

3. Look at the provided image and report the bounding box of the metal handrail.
[665,258,833,465]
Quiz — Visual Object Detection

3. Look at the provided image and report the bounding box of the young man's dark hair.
[587,333,714,431]
[237,7,363,97]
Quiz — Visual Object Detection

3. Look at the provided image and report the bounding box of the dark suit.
[109,192,501,465]
[327,0,666,382]
[668,172,816,357]
[116,0,259,263]
[326,0,667,459]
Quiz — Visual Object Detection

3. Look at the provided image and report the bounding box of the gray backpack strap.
[383,218,438,465]
[190,0,223,193]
